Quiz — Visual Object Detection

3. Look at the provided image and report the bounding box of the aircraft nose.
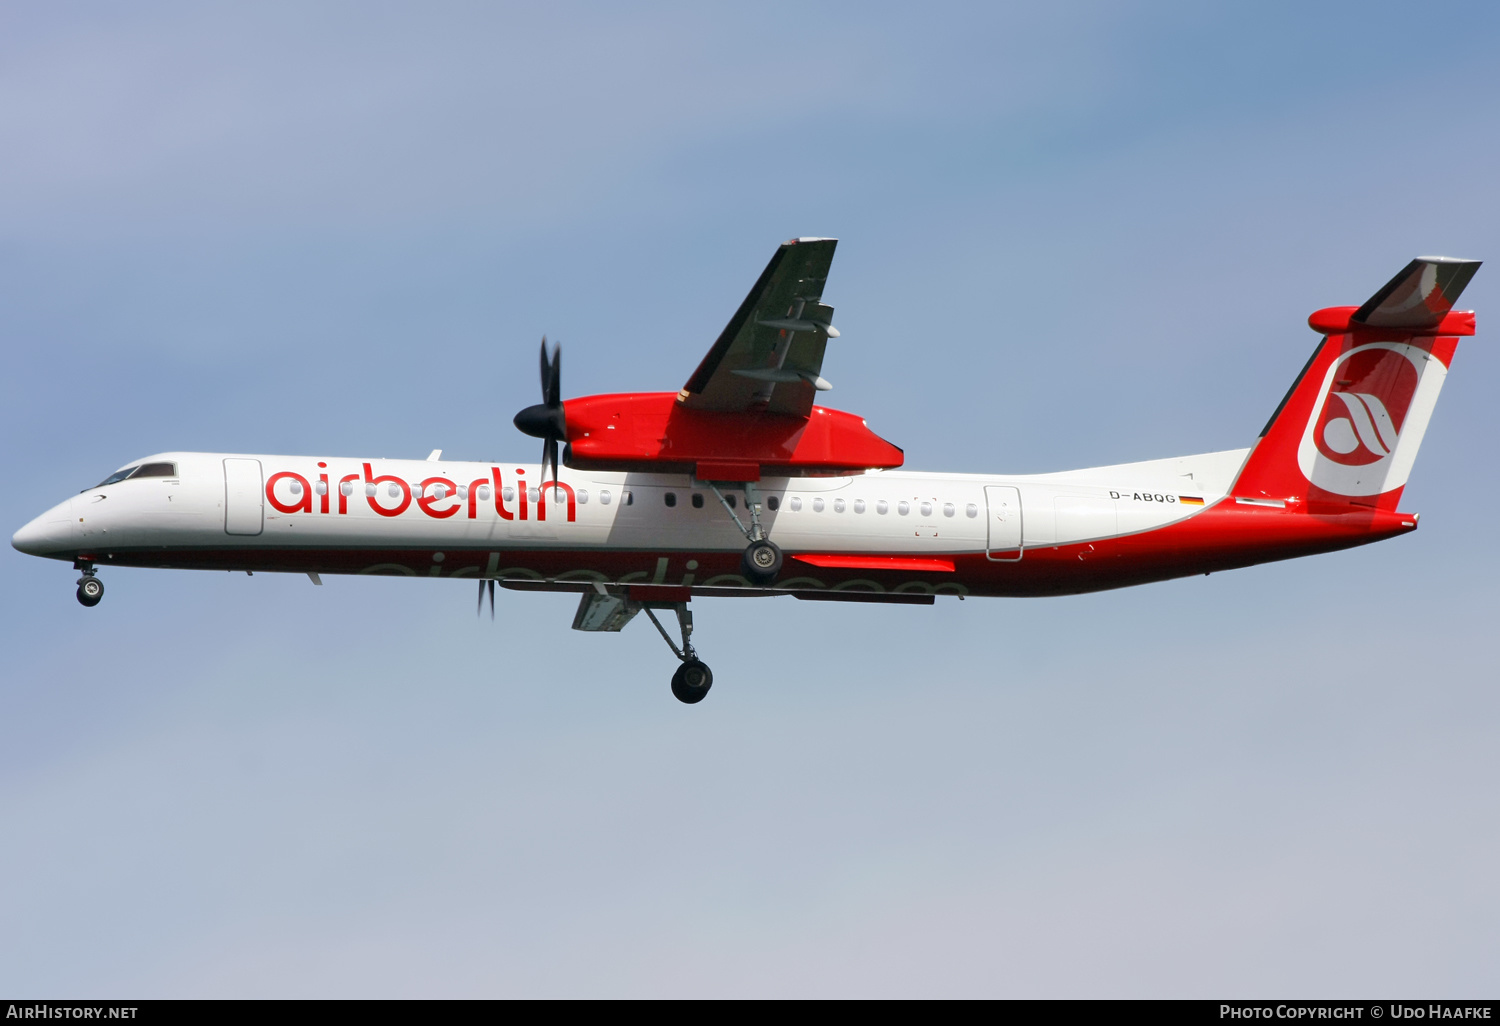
[11,499,76,557]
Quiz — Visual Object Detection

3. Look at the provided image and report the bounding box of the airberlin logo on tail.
[1313,350,1417,466]
[1297,342,1445,498]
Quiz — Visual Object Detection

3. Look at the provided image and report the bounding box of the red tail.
[1234,258,1479,512]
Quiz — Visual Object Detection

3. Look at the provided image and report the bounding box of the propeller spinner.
[513,337,566,483]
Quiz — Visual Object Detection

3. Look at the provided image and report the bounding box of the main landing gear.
[643,602,714,704]
[75,562,103,607]
[705,480,783,585]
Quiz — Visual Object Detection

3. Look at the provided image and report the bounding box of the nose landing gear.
[75,564,103,607]
[644,602,713,704]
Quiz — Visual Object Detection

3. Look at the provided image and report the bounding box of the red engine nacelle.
[562,393,904,480]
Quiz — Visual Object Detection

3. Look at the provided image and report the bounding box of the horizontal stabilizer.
[1353,257,1481,330]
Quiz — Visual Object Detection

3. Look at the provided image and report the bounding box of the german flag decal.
[1178,495,1205,505]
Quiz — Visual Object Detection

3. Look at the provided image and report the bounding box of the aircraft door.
[985,485,1022,561]
[223,458,264,536]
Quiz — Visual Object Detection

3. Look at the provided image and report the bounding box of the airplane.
[10,239,1482,704]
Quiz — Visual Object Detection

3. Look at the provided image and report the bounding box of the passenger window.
[813,498,825,512]
[315,481,328,496]
[853,499,866,514]
[943,503,955,517]
[966,503,979,518]
[790,497,802,512]
[600,489,612,505]
[691,493,704,508]
[898,501,910,516]
[577,489,588,504]
[340,481,354,497]
[665,492,677,508]
[767,495,779,511]
[289,480,304,495]
[527,487,539,503]
[834,498,845,513]
[877,500,889,514]
[133,462,177,478]
[623,490,633,505]
[920,501,933,517]
[502,486,515,502]
[366,483,377,497]
[478,485,491,501]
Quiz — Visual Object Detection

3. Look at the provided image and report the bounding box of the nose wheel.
[76,571,104,607]
[644,602,714,704]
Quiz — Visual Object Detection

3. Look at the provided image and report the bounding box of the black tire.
[741,539,783,584]
[671,659,713,704]
[76,576,104,608]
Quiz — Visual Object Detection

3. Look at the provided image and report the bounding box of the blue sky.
[3,2,1498,996]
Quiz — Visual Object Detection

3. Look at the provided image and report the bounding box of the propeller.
[477,577,495,620]
[513,336,566,485]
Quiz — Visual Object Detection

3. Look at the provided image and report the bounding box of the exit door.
[985,485,1022,561]
[224,458,264,536]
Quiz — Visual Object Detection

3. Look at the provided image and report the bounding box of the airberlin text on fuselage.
[263,463,577,523]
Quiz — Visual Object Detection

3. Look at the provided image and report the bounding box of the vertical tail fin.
[1234,257,1480,511]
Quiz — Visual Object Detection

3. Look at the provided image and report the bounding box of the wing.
[1353,256,1482,329]
[679,237,842,418]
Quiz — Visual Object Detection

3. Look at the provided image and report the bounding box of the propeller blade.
[515,337,566,445]
[477,578,484,617]
[543,437,558,487]
[546,336,558,402]
[488,578,496,621]
[546,342,561,407]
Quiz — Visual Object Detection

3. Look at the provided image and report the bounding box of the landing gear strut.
[644,602,713,704]
[705,480,783,584]
[75,563,103,607]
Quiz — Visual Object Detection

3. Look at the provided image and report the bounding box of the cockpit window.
[94,466,139,488]
[89,462,177,489]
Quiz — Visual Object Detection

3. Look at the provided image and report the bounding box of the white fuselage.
[22,448,1248,565]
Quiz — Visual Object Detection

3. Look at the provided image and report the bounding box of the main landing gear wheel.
[741,538,783,584]
[76,575,104,607]
[643,602,716,705]
[671,659,714,704]
[705,480,781,584]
